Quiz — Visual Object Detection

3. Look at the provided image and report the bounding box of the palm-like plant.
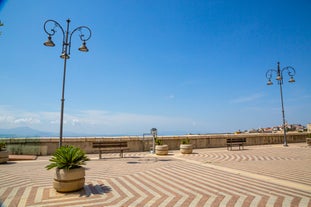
[0,141,6,151]
[155,138,163,145]
[181,137,190,144]
[46,145,89,170]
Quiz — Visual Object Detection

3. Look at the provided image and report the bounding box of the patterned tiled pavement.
[0,143,310,207]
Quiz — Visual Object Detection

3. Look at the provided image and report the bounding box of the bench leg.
[99,150,102,159]
[120,150,124,158]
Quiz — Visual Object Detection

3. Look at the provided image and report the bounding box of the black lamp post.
[265,62,296,146]
[43,19,92,147]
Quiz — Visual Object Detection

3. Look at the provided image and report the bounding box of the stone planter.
[0,151,9,164]
[155,145,168,155]
[53,167,85,192]
[180,144,193,154]
[306,138,311,146]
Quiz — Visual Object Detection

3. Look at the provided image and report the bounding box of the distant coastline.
[0,132,234,139]
[0,126,236,138]
[1,124,309,139]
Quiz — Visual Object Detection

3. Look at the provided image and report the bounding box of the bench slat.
[226,138,246,150]
[93,143,127,148]
[226,138,246,143]
[92,141,128,159]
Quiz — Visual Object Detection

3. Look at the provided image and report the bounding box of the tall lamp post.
[265,62,296,147]
[43,19,92,147]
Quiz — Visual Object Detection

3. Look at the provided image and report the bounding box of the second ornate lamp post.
[43,19,92,147]
[265,62,296,147]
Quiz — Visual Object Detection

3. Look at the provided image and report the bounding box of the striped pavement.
[0,143,310,207]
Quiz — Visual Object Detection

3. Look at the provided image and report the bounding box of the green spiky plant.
[45,145,89,170]
[0,141,6,151]
[181,137,190,144]
[155,138,163,145]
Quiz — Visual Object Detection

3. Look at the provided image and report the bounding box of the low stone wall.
[1,132,309,155]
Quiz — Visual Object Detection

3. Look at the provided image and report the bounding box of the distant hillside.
[0,127,196,138]
[0,127,57,138]
[0,127,121,138]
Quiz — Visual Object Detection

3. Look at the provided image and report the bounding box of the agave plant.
[0,141,6,151]
[46,145,89,170]
[181,137,190,144]
[155,138,163,145]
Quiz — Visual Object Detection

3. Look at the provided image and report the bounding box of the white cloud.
[62,110,195,134]
[0,106,198,135]
[14,117,40,124]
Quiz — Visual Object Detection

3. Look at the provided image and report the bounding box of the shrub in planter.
[0,141,9,164]
[180,137,193,154]
[307,134,311,146]
[46,145,89,192]
[0,141,6,151]
[155,138,168,155]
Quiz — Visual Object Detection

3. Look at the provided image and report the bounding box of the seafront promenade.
[1,143,311,207]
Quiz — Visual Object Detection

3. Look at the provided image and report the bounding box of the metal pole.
[59,19,70,148]
[277,62,287,147]
[152,134,155,154]
[59,59,67,148]
[278,78,287,146]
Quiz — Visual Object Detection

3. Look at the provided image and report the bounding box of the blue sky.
[0,0,310,135]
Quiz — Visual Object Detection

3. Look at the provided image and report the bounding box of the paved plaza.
[0,143,311,207]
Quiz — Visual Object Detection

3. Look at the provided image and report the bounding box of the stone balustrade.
[0,132,309,155]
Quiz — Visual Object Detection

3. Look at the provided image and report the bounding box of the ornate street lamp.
[265,62,296,146]
[43,19,92,147]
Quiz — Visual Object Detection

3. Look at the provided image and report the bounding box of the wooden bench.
[92,141,129,159]
[226,138,246,150]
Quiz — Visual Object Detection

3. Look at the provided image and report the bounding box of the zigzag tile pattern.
[0,144,311,207]
[177,144,311,186]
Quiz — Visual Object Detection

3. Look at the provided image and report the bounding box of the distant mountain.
[0,127,204,138]
[0,127,57,138]
[0,127,121,138]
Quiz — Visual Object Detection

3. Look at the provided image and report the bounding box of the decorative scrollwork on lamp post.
[43,19,92,147]
[265,62,296,147]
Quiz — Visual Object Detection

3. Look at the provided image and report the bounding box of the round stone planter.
[53,167,85,193]
[0,151,9,164]
[180,144,193,154]
[306,138,311,146]
[155,145,168,155]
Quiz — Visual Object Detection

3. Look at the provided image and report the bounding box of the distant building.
[263,127,273,133]
[248,129,258,133]
[245,123,308,134]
